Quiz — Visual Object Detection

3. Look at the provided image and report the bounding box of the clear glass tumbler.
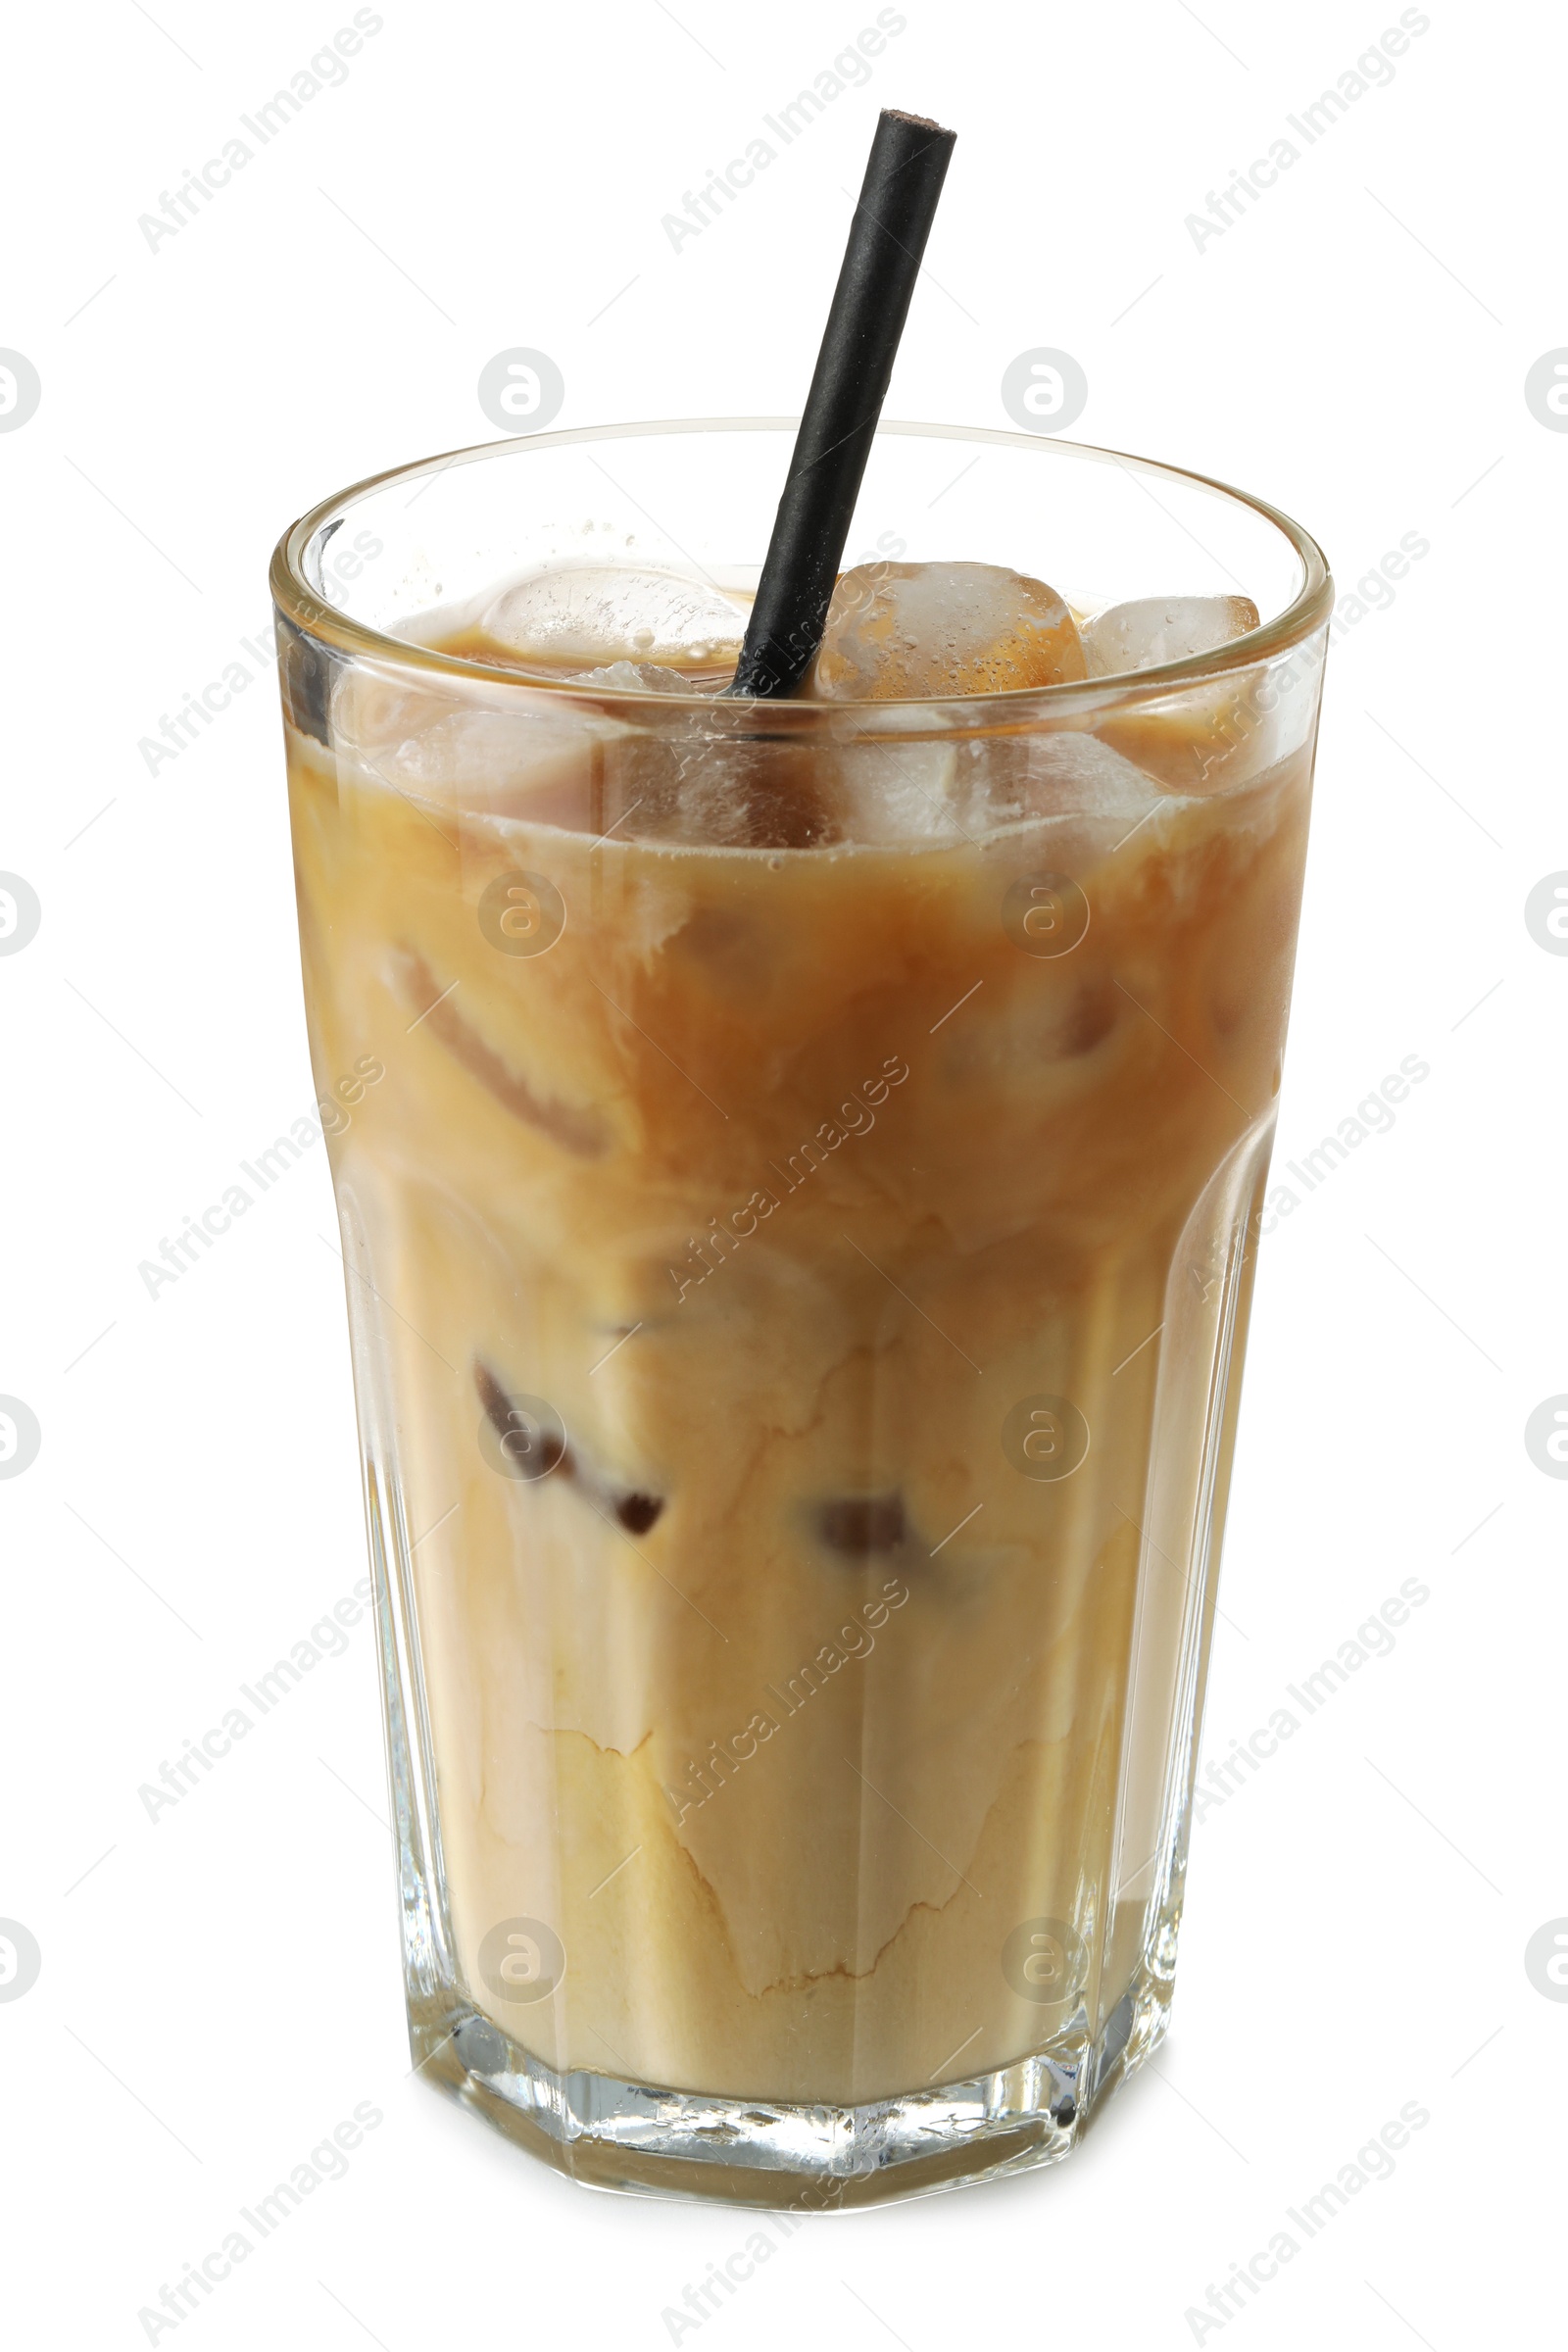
[271,420,1330,2207]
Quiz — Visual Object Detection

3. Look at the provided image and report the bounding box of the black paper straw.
[728,108,956,700]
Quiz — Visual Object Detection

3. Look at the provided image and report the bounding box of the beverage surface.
[425,554,1260,706]
[288,552,1313,2103]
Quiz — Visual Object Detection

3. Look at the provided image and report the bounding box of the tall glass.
[271,421,1330,2206]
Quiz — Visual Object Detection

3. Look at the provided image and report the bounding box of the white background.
[2,0,1560,2344]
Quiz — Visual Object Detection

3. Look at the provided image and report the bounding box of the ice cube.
[1078,597,1268,791]
[829,729,964,843]
[805,562,1087,700]
[961,724,1168,851]
[575,698,839,851]
[567,662,718,695]
[1080,595,1259,679]
[480,564,750,665]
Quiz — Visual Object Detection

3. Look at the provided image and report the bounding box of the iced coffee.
[275,420,1329,2204]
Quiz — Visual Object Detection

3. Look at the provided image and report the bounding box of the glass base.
[406,1966,1170,2209]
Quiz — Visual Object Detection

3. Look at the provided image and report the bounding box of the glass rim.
[270,416,1334,717]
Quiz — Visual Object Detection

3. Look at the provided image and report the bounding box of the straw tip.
[880,108,955,137]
